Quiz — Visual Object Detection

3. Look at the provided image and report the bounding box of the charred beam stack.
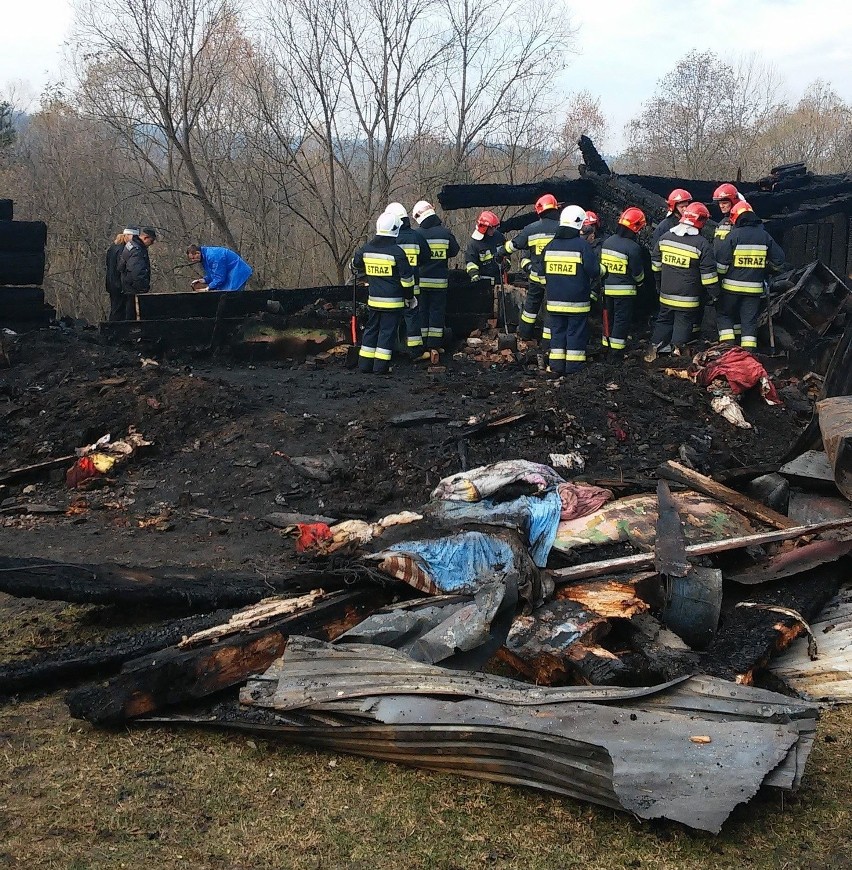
[0,200,52,329]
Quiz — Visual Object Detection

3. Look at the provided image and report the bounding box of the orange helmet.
[581,210,600,232]
[617,207,646,234]
[730,200,754,225]
[666,188,692,211]
[680,202,710,229]
[534,193,559,215]
[713,183,740,203]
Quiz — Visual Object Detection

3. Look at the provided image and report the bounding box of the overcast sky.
[2,0,851,150]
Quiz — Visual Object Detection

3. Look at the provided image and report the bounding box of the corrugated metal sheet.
[770,583,852,702]
[232,636,818,834]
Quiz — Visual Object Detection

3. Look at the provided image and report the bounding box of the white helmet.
[412,200,435,224]
[560,205,587,229]
[385,201,408,220]
[376,212,402,237]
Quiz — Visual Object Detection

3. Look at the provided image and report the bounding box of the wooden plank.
[0,455,75,486]
[549,517,852,583]
[66,589,390,724]
[658,461,796,529]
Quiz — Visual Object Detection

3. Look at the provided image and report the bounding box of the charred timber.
[0,556,377,611]
[699,562,846,683]
[437,178,596,212]
[66,587,392,724]
[0,608,238,694]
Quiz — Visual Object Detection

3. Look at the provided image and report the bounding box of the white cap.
[559,205,587,229]
[376,212,402,237]
[123,227,140,236]
[385,201,407,220]
[412,200,435,224]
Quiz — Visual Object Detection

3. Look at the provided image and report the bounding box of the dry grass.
[1,599,851,870]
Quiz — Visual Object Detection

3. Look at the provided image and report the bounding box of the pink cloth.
[557,482,613,521]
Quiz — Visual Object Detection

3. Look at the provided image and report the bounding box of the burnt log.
[67,587,392,724]
[437,178,596,212]
[0,555,376,611]
[699,562,846,683]
[0,608,238,694]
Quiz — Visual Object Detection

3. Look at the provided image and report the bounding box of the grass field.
[2,695,851,870]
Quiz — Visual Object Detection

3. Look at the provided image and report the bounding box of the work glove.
[405,297,418,309]
[469,272,481,283]
[521,261,532,275]
[706,294,717,307]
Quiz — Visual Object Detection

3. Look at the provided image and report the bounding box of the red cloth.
[65,456,100,489]
[692,347,781,404]
[295,522,333,553]
[558,482,614,521]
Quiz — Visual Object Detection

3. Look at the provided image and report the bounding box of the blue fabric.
[428,491,561,567]
[201,246,253,291]
[386,532,518,594]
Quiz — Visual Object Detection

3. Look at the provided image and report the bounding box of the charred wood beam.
[700,562,846,683]
[437,178,596,212]
[0,556,376,611]
[577,135,610,176]
[0,608,238,694]
[66,587,391,724]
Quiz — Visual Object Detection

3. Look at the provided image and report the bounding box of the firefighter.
[385,202,430,357]
[650,189,692,248]
[716,200,785,350]
[600,207,646,363]
[352,212,415,375]
[581,211,603,304]
[498,193,560,343]
[411,199,460,363]
[542,205,601,375]
[712,183,742,254]
[646,202,718,361]
[465,211,505,285]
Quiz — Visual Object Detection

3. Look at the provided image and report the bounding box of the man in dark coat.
[105,227,137,321]
[118,227,157,320]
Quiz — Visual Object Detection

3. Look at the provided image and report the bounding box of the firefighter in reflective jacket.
[352,212,415,374]
[712,183,741,256]
[385,202,430,356]
[498,193,560,343]
[465,211,505,289]
[411,199,460,361]
[647,203,718,360]
[716,201,785,350]
[651,189,692,248]
[600,207,646,362]
[542,205,601,375]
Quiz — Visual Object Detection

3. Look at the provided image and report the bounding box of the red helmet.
[730,200,754,224]
[713,183,740,203]
[476,210,500,232]
[666,188,692,211]
[581,210,600,232]
[534,193,559,215]
[617,207,646,234]
[680,202,710,229]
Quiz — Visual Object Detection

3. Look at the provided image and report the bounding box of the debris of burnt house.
[0,201,52,329]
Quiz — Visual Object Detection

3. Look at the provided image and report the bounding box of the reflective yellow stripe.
[566,350,586,361]
[542,327,551,339]
[398,244,420,266]
[363,253,396,276]
[733,248,766,268]
[427,241,449,260]
[466,262,479,273]
[375,347,392,360]
[722,280,762,293]
[359,347,376,359]
[660,293,699,309]
[368,296,404,309]
[420,278,448,289]
[504,240,516,254]
[400,276,415,289]
[604,287,637,296]
[544,251,581,275]
[521,310,538,324]
[719,329,736,341]
[529,273,546,284]
[406,336,423,347]
[607,336,626,349]
[701,273,719,286]
[547,301,590,314]
[741,336,757,348]
[549,349,566,360]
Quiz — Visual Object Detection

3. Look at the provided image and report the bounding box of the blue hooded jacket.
[201,246,253,291]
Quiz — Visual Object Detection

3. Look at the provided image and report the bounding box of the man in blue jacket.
[187,244,253,291]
